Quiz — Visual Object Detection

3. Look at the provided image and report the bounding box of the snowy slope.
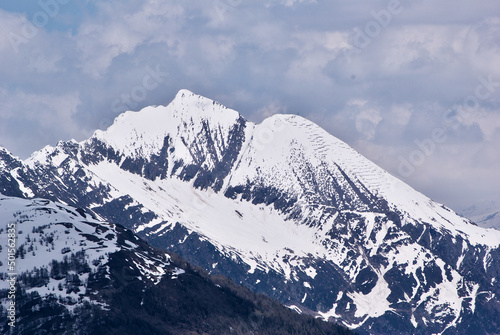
[90,89,242,160]
[0,195,354,335]
[1,89,500,334]
[0,195,183,332]
[226,113,500,247]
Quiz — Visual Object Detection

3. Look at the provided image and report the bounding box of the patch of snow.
[304,266,317,279]
[317,304,341,320]
[10,168,35,197]
[84,161,326,279]
[171,268,185,279]
[348,273,392,319]
[287,305,302,314]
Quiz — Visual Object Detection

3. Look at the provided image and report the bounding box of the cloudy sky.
[0,0,499,215]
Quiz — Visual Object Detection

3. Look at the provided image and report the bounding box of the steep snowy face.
[78,89,248,192]
[0,148,20,171]
[225,114,500,246]
[0,148,26,198]
[225,114,387,215]
[91,89,243,159]
[2,89,500,334]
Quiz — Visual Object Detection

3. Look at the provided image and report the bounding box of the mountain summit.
[1,89,500,334]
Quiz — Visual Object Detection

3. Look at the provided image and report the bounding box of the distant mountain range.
[459,200,500,230]
[1,89,499,334]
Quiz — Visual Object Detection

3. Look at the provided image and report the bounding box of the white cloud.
[0,10,23,54]
[453,106,500,140]
[75,1,185,77]
[198,36,236,71]
[288,30,350,73]
[0,89,81,155]
[349,102,382,140]
[0,89,80,130]
[389,104,413,126]
[278,0,317,7]
[254,102,288,119]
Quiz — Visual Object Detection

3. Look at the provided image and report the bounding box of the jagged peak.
[88,90,243,158]
[0,146,13,159]
[0,146,23,170]
[0,145,18,158]
[24,144,56,167]
[174,88,229,109]
[169,88,239,119]
[174,88,199,101]
[17,90,500,247]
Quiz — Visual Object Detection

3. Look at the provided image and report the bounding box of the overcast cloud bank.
[0,0,499,216]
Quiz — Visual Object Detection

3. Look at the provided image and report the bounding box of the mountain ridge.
[1,89,499,334]
[0,195,354,335]
[20,89,494,241]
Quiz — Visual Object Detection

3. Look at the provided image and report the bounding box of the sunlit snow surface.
[0,196,181,313]
[0,197,118,311]
[75,90,500,248]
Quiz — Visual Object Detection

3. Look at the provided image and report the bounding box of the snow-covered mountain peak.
[88,89,243,159]
[0,146,22,171]
[173,88,226,109]
[19,90,500,248]
[0,146,19,160]
[0,147,13,169]
[2,90,500,334]
[0,146,11,155]
[168,88,241,124]
[232,111,500,246]
[25,144,56,167]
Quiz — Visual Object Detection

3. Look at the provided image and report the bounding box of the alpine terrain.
[0,195,353,335]
[1,89,499,334]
